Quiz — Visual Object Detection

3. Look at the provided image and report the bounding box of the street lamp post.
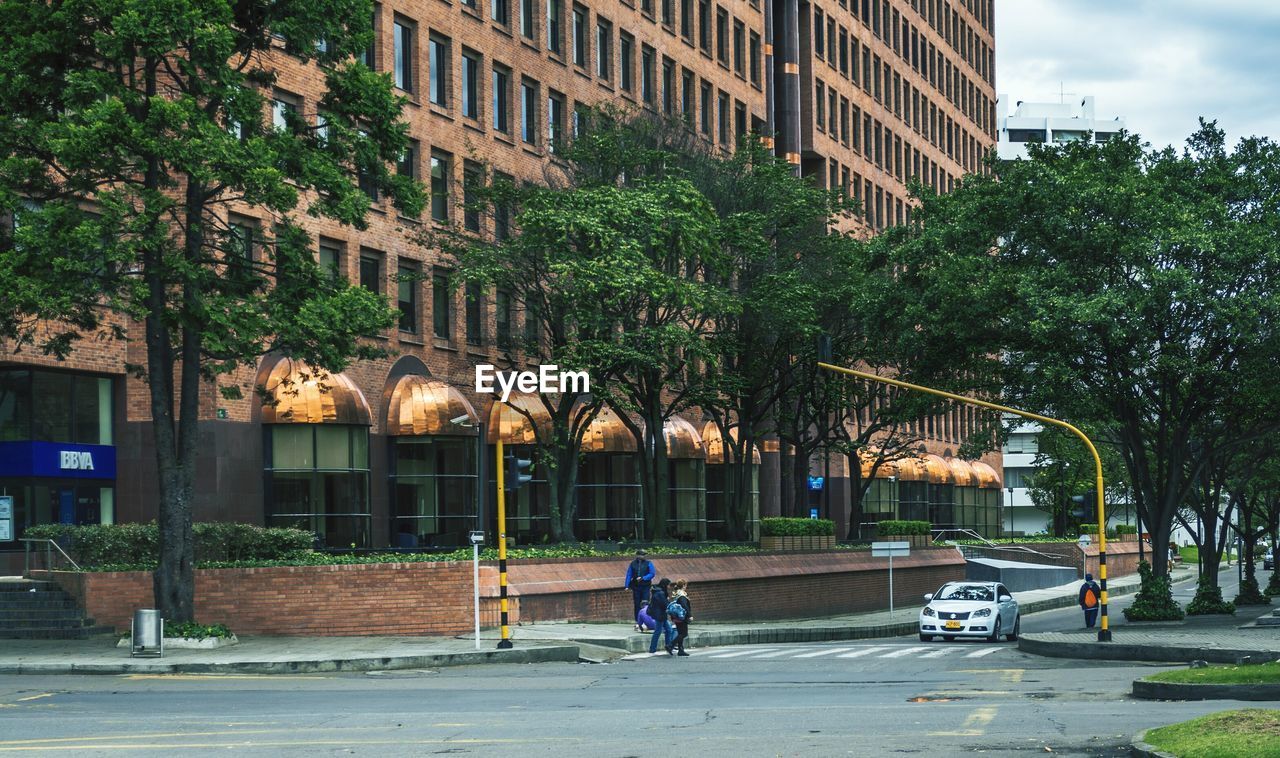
[1007,486,1015,544]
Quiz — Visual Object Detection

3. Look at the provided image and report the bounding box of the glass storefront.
[265,424,370,548]
[493,445,552,544]
[705,462,760,541]
[667,459,706,541]
[391,436,476,548]
[575,452,642,542]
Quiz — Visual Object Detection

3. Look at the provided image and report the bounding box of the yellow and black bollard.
[495,439,513,649]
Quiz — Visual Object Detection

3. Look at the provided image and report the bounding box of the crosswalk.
[626,643,1013,662]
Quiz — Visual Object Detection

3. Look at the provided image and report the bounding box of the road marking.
[792,647,857,658]
[703,649,765,658]
[751,648,800,658]
[919,648,956,658]
[1001,669,1025,683]
[928,706,998,737]
[119,674,334,681]
[15,694,53,702]
[0,737,584,752]
[835,647,891,658]
[964,647,1002,658]
[879,646,929,658]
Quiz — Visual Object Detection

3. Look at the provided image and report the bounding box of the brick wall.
[37,548,965,635]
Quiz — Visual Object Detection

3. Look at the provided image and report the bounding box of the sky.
[995,0,1280,151]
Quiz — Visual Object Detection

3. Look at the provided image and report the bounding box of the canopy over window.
[895,456,929,482]
[580,405,637,453]
[946,457,978,487]
[701,421,762,464]
[260,359,370,425]
[857,448,898,480]
[662,416,706,460]
[486,393,553,444]
[970,461,1003,489]
[923,454,954,485]
[385,375,479,436]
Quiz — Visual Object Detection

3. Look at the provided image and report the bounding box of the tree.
[0,0,423,620]
[933,124,1280,580]
[1024,426,1129,537]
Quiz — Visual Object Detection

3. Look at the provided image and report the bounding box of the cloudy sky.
[995,0,1280,151]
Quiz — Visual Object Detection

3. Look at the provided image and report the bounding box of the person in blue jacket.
[647,578,676,653]
[623,549,656,622]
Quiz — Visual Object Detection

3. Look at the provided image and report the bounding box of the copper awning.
[970,461,1003,489]
[945,457,978,487]
[662,416,706,460]
[857,449,898,480]
[580,405,638,453]
[701,422,763,465]
[260,358,371,425]
[385,375,479,436]
[923,454,954,485]
[485,393,553,444]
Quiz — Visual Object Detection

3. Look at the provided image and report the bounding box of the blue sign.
[810,508,819,520]
[807,475,825,491]
[0,441,117,480]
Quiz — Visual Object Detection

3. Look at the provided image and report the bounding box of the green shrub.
[1115,524,1137,535]
[1235,576,1271,606]
[1267,569,1280,597]
[1186,578,1236,615]
[759,517,835,537]
[1077,523,1098,535]
[875,520,931,536]
[23,522,313,568]
[1123,560,1184,621]
[122,621,235,640]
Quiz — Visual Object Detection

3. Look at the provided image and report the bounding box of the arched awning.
[895,456,929,482]
[385,375,479,436]
[924,454,954,485]
[485,393,553,444]
[857,448,898,480]
[946,457,978,487]
[260,358,371,425]
[580,405,638,453]
[971,461,1003,489]
[662,416,706,460]
[701,422,763,465]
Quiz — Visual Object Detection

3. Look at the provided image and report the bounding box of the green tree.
[0,0,423,620]
[1024,426,1130,537]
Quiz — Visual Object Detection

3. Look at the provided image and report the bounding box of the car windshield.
[936,584,994,602]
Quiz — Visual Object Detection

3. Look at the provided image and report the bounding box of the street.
[0,571,1267,757]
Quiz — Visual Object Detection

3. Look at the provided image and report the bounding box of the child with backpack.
[1078,573,1102,628]
[666,579,692,656]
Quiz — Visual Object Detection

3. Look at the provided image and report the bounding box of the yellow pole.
[817,362,1112,642]
[496,438,513,648]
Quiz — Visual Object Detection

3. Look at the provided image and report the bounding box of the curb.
[0,644,581,676]
[1019,636,1280,665]
[1131,678,1280,702]
[1131,730,1179,758]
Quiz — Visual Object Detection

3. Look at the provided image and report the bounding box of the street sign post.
[469,530,485,650]
[871,541,910,616]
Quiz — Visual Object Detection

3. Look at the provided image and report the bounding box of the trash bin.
[131,609,164,658]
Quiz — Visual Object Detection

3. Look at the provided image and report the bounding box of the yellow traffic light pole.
[495,438,513,648]
[817,362,1112,642]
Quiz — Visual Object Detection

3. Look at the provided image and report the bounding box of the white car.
[918,581,1020,643]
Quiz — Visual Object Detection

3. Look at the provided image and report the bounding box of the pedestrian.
[648,578,676,653]
[666,579,692,657]
[636,597,656,633]
[1078,573,1102,629]
[623,549,655,624]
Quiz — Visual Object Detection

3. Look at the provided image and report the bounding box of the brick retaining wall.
[36,548,967,636]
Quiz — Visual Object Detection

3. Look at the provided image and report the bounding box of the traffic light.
[1070,490,1096,522]
[505,454,533,490]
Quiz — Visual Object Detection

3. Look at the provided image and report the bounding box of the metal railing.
[19,538,82,575]
[930,528,1061,561]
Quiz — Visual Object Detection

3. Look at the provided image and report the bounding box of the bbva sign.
[59,451,95,471]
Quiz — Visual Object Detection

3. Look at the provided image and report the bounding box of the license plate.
[944,620,962,630]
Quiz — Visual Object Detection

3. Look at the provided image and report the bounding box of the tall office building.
[0,0,998,563]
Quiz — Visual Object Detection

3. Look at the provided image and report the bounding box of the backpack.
[666,599,687,621]
[1083,585,1098,609]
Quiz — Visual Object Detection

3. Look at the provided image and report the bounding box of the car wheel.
[1006,615,1019,642]
[919,633,932,642]
[988,616,1001,643]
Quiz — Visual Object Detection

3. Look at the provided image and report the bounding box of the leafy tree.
[0,0,423,620]
[1024,426,1130,537]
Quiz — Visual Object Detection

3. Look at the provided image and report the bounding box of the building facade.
[0,0,999,564]
[996,94,1125,160]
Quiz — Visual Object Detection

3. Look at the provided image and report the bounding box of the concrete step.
[0,599,79,611]
[0,590,75,603]
[0,616,97,630]
[0,580,60,593]
[0,625,115,640]
[0,608,92,622]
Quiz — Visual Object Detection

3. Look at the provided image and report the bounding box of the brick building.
[0,0,999,563]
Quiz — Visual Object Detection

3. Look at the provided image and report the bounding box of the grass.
[1143,709,1280,758]
[1179,545,1238,565]
[1146,661,1280,685]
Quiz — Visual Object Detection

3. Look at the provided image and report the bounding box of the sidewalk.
[0,573,1141,674]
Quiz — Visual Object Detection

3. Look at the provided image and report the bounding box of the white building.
[996,95,1126,161]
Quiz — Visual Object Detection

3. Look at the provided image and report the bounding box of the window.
[228,220,255,261]
[596,21,612,79]
[462,0,477,10]
[641,45,655,104]
[619,34,634,92]
[393,19,414,92]
[717,91,728,144]
[732,20,744,75]
[573,5,588,67]
[699,81,712,134]
[681,0,693,40]
[492,0,509,25]
[521,0,535,38]
[698,0,710,51]
[465,282,485,346]
[662,58,675,114]
[681,69,695,123]
[815,81,825,132]
[463,162,483,233]
[547,0,562,54]
[430,151,450,222]
[359,252,381,293]
[398,265,418,333]
[814,9,825,57]
[357,131,379,201]
[734,101,746,140]
[318,240,343,281]
[266,424,370,549]
[715,8,728,63]
[432,268,452,339]
[662,0,674,26]
[496,290,513,348]
[461,50,480,119]
[429,36,449,107]
[521,80,538,144]
[272,92,299,132]
[524,298,540,348]
[492,66,510,133]
[494,171,513,241]
[749,32,760,85]
[547,91,565,153]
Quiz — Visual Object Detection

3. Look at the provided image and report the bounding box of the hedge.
[876,520,931,536]
[759,517,835,537]
[1115,524,1137,535]
[23,522,314,567]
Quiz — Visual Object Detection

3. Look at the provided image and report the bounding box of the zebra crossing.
[651,643,1012,662]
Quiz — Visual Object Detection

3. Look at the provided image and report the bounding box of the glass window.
[398,265,418,333]
[266,425,370,548]
[492,0,509,25]
[492,67,510,133]
[619,34,634,92]
[572,6,588,67]
[391,437,477,547]
[318,241,342,281]
[546,0,562,53]
[463,163,483,233]
[433,269,452,340]
[465,282,485,346]
[521,81,538,144]
[547,92,564,153]
[397,141,417,180]
[0,370,31,441]
[430,152,450,222]
[640,46,655,104]
[496,290,512,348]
[393,19,414,91]
[462,51,480,119]
[596,21,611,80]
[429,36,449,107]
[521,0,535,38]
[31,371,72,443]
[359,254,380,293]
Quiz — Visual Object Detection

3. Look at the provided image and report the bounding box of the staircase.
[0,578,115,639]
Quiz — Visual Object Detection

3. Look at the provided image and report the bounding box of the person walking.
[1078,573,1102,629]
[667,579,693,656]
[623,549,655,624]
[648,578,676,654]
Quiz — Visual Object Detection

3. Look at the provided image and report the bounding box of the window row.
[852,382,998,446]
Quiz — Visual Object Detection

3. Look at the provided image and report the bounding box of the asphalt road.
[0,567,1264,757]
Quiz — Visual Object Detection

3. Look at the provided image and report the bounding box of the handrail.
[19,537,82,574]
[931,528,1060,561]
